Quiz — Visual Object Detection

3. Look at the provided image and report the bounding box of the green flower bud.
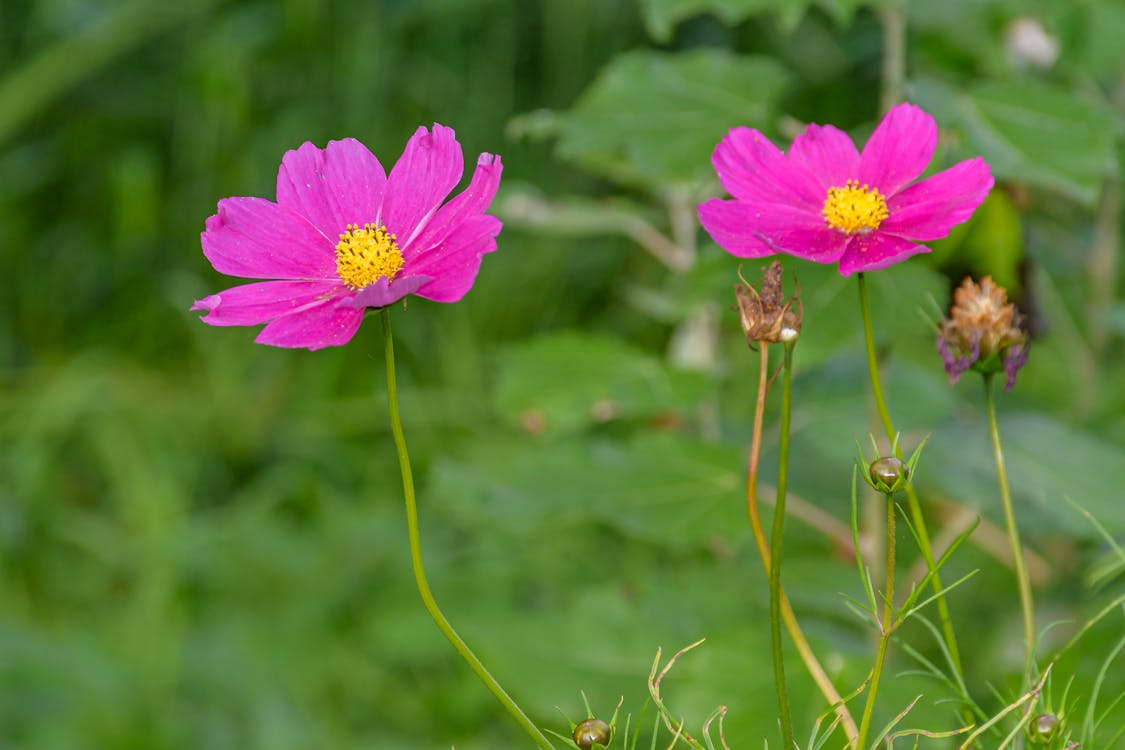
[573,718,612,749]
[1028,713,1059,744]
[869,456,908,494]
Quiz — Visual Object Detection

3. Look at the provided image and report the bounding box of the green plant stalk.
[380,309,554,750]
[770,341,797,750]
[983,373,1035,671]
[746,346,860,745]
[856,495,897,750]
[856,273,964,677]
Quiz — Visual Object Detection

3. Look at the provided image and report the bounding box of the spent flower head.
[937,276,1029,390]
[734,260,802,346]
[699,103,994,275]
[192,125,502,349]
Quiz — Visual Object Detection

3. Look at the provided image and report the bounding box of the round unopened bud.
[573,718,612,749]
[1029,713,1059,743]
[869,456,907,493]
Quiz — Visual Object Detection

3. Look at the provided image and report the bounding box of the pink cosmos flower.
[697,103,993,276]
[192,125,502,349]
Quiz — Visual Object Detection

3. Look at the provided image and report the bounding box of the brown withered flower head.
[734,260,802,347]
[937,276,1029,390]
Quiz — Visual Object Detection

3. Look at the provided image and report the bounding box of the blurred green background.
[1,0,1123,747]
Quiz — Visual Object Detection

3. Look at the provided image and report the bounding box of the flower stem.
[746,346,859,745]
[856,495,896,750]
[984,373,1035,673]
[878,2,906,114]
[380,309,554,750]
[770,341,797,750]
[856,273,964,678]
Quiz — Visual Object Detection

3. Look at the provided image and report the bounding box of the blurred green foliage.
[1,0,1123,748]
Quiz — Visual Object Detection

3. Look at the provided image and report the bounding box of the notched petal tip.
[191,294,220,313]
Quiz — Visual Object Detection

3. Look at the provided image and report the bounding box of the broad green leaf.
[641,0,871,41]
[926,413,1125,537]
[494,330,709,439]
[910,77,1121,207]
[524,49,789,187]
[430,432,743,550]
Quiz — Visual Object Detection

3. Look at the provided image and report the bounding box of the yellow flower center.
[822,180,888,234]
[334,223,404,289]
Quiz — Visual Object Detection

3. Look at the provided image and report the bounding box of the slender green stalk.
[983,373,1035,672]
[856,273,964,677]
[878,2,906,113]
[380,309,554,750]
[746,346,860,745]
[856,496,897,750]
[770,341,797,750]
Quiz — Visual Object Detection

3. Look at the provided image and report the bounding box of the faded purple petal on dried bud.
[733,260,803,346]
[936,276,1029,388]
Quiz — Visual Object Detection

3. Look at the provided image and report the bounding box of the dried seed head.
[937,276,1029,390]
[734,261,803,346]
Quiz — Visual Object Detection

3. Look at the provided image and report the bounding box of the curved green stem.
[770,341,797,750]
[856,496,897,750]
[380,309,554,750]
[747,346,860,745]
[856,274,964,678]
[984,373,1035,674]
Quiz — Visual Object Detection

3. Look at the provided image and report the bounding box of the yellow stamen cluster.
[822,180,889,234]
[335,223,403,289]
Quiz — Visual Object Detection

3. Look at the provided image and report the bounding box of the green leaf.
[926,413,1125,537]
[523,49,789,188]
[910,77,1121,207]
[431,432,744,550]
[495,330,709,439]
[640,0,871,41]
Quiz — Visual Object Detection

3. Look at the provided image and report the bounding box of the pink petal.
[857,103,937,197]
[411,215,502,303]
[192,279,345,326]
[344,274,433,309]
[201,197,337,280]
[712,128,822,210]
[403,153,503,262]
[881,158,994,241]
[275,138,387,239]
[698,199,776,258]
[254,297,365,350]
[379,124,464,247]
[699,198,848,263]
[837,231,930,276]
[788,123,860,190]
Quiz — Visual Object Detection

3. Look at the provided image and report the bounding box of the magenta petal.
[412,215,502,302]
[788,123,860,190]
[857,103,938,196]
[698,199,776,258]
[881,158,994,241]
[192,280,344,326]
[275,139,387,238]
[403,153,502,262]
[201,197,337,280]
[342,274,433,309]
[712,128,823,209]
[837,231,930,276]
[380,124,464,246]
[703,198,849,263]
[254,297,365,350]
